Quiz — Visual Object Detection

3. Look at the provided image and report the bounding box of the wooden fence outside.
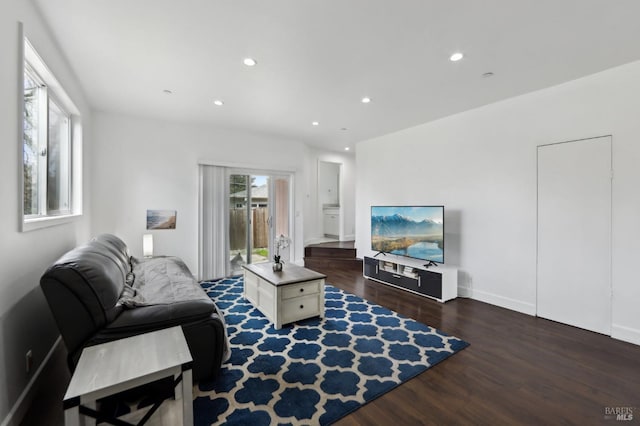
[229,207,269,250]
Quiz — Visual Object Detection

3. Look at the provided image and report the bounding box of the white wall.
[0,1,92,424]
[304,148,356,244]
[91,112,318,273]
[356,60,640,345]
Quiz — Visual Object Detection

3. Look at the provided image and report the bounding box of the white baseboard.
[1,336,62,426]
[612,324,640,346]
[460,287,639,346]
[459,285,536,316]
[457,285,472,298]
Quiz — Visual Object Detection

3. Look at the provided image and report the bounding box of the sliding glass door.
[228,173,290,275]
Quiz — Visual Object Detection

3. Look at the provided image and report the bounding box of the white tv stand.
[363,255,457,302]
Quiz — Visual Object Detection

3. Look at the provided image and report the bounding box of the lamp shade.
[143,234,153,257]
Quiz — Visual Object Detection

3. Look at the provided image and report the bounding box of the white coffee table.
[63,326,193,426]
[243,263,326,329]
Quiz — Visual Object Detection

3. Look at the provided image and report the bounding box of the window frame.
[22,63,46,219]
[19,26,82,232]
[45,92,73,216]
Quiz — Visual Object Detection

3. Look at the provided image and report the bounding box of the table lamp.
[143,234,153,258]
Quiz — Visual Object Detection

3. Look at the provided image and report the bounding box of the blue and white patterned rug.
[196,276,469,425]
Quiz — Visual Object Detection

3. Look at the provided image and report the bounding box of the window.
[21,35,81,230]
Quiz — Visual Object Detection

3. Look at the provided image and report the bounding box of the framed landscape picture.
[146,209,177,230]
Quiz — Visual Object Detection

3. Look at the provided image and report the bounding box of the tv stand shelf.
[363,256,457,302]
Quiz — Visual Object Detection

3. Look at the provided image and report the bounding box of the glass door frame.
[227,168,293,275]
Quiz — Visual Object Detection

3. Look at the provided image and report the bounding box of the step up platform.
[304,241,362,272]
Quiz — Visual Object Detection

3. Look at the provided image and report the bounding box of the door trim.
[227,169,294,273]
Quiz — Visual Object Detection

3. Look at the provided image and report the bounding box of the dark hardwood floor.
[324,266,640,425]
[21,265,640,425]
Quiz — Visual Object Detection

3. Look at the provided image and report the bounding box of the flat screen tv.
[371,205,444,264]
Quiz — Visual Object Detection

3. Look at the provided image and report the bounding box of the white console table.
[63,326,193,426]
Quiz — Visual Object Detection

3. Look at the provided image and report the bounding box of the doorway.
[318,160,342,241]
[228,173,291,274]
[537,136,612,335]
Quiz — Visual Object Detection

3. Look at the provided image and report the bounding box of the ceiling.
[33,0,640,152]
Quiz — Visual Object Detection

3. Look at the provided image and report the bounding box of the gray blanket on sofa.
[121,256,230,362]
[131,256,211,304]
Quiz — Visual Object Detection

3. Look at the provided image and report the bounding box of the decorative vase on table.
[272,234,291,272]
[272,256,283,271]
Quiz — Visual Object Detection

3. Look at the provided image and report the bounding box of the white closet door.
[537,136,611,335]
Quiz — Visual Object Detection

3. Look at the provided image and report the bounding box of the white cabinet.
[323,208,339,237]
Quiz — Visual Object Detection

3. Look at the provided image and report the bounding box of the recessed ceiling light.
[312,121,319,126]
[163,89,172,95]
[243,58,257,67]
[482,72,494,78]
[450,52,464,62]
[345,147,350,151]
[213,100,224,106]
[361,97,371,104]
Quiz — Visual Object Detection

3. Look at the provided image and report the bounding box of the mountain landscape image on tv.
[371,206,444,263]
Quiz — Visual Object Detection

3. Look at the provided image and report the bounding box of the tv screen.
[371,206,444,263]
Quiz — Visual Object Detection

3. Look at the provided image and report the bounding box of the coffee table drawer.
[281,294,320,324]
[281,280,322,300]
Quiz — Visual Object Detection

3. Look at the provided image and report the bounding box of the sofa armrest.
[99,299,217,337]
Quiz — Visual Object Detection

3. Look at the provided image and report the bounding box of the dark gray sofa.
[40,234,228,382]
